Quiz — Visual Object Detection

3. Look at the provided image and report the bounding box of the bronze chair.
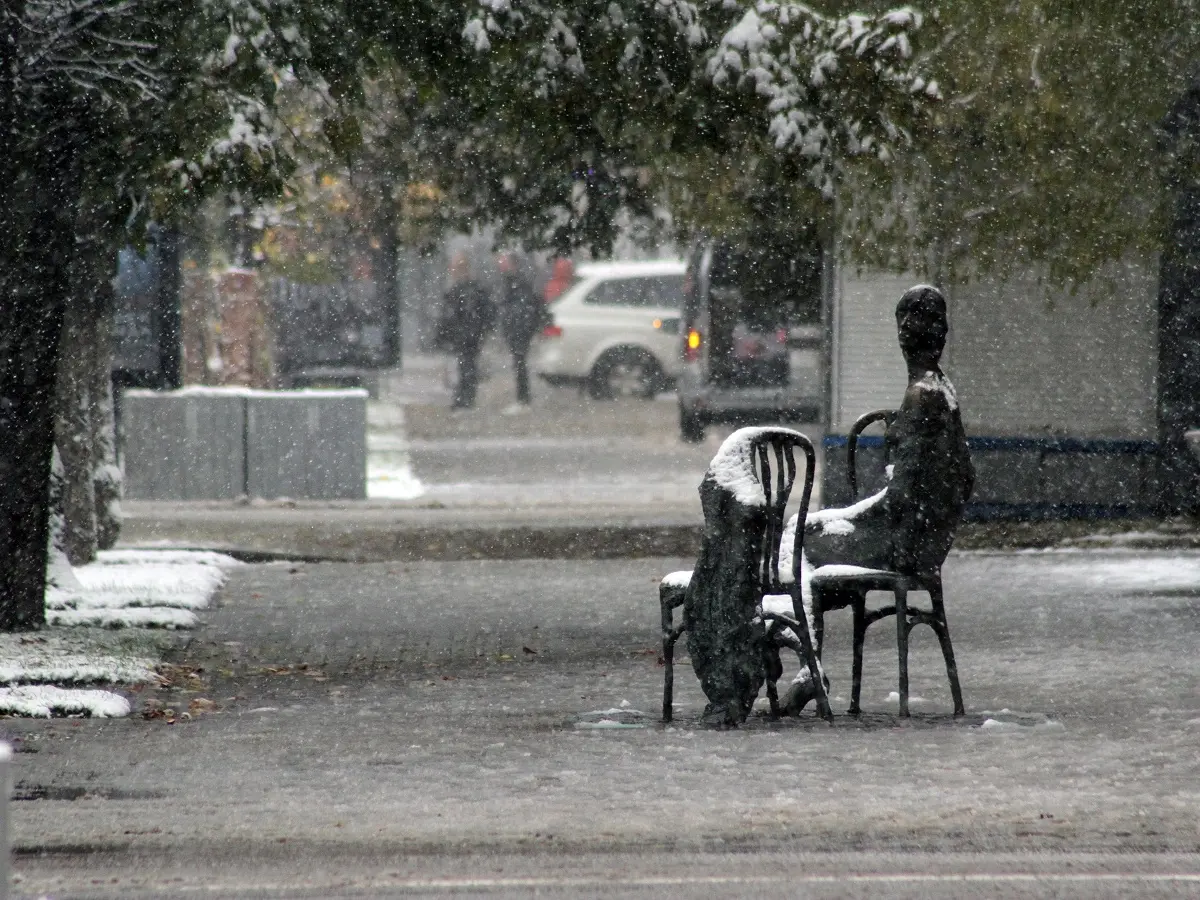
[810,410,965,717]
[661,427,832,723]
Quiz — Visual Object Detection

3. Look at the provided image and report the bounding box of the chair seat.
[810,564,900,581]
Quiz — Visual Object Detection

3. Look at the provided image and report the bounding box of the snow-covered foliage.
[466,0,705,96]
[6,0,332,235]
[707,4,938,197]
[460,1,940,251]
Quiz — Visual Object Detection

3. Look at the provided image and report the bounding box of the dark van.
[676,237,828,442]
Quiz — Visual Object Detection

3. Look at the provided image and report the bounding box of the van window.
[584,276,684,308]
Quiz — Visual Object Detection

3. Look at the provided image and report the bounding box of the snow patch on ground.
[0,549,239,717]
[368,463,425,500]
[48,564,227,611]
[975,709,1066,734]
[0,685,130,718]
[574,706,649,729]
[367,425,425,500]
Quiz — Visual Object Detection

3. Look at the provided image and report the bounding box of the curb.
[121,523,706,564]
[120,517,1200,564]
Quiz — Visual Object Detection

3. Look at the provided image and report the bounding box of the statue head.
[895,284,948,368]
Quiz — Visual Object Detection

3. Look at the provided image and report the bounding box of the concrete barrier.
[122,388,366,500]
[246,390,367,500]
[122,388,246,500]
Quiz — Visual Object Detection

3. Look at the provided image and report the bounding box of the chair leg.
[930,583,965,717]
[794,612,834,724]
[813,597,825,660]
[662,630,675,723]
[895,587,910,717]
[849,592,866,715]
[766,678,780,718]
[661,593,678,723]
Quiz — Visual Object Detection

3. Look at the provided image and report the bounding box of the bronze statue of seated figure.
[783,284,974,715]
[662,285,973,724]
[806,284,973,577]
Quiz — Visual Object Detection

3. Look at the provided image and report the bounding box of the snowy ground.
[366,401,424,500]
[0,550,239,718]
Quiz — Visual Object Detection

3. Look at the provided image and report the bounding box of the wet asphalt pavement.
[7,550,1200,897]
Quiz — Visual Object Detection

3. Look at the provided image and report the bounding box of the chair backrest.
[743,429,816,595]
[847,409,895,500]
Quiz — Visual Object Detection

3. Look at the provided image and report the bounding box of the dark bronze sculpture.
[804,284,973,576]
[782,284,973,715]
[671,285,972,724]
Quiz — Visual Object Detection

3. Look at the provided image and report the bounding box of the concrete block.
[121,388,246,500]
[245,390,367,500]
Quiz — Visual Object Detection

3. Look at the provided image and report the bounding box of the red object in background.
[543,258,575,302]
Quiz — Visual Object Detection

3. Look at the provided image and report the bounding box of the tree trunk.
[0,204,71,630]
[0,79,80,630]
[91,279,123,551]
[377,196,402,369]
[54,279,99,566]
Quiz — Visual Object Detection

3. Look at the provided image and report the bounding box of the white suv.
[532,260,686,399]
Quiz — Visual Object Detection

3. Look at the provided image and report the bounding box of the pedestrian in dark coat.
[497,253,545,409]
[436,254,495,410]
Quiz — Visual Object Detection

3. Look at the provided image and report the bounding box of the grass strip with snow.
[0,549,242,718]
[46,550,239,630]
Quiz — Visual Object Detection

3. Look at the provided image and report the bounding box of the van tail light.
[542,324,563,338]
[684,328,702,362]
[776,328,788,344]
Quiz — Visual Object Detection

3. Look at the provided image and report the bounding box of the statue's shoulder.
[905,369,958,414]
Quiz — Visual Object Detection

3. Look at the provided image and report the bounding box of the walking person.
[435,253,495,410]
[497,253,545,412]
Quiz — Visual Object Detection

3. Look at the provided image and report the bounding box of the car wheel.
[588,349,662,401]
[680,407,705,443]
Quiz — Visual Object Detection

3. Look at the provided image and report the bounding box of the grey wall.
[949,260,1158,440]
[830,271,911,432]
[827,261,1160,518]
[832,261,1158,440]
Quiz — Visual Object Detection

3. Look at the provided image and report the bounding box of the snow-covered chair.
[660,426,831,725]
[808,409,965,717]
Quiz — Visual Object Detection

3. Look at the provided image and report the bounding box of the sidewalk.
[9,549,1200,897]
